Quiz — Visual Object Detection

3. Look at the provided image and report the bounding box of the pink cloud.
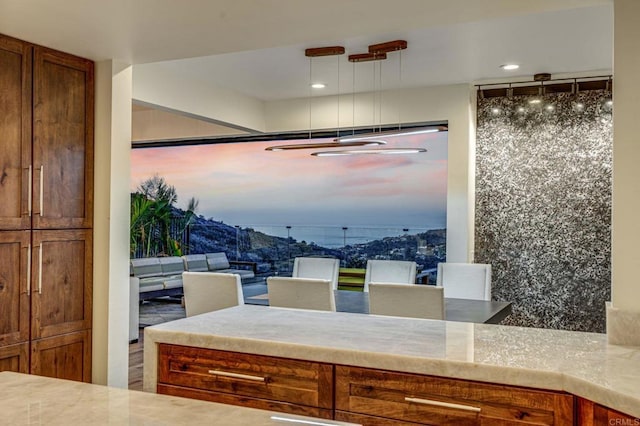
[130,132,448,226]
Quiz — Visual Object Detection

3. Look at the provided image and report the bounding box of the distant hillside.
[185,211,446,274]
[188,214,341,273]
[343,229,446,270]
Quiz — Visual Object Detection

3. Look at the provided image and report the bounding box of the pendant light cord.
[379,60,383,133]
[336,54,340,139]
[352,62,356,136]
[308,57,313,140]
[398,50,402,131]
[372,61,376,133]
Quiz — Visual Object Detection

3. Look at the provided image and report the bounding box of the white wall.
[266,84,476,262]
[612,0,640,312]
[133,63,266,133]
[93,60,133,387]
[132,107,248,142]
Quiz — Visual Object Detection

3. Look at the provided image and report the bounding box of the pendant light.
[264,45,387,152]
[333,40,443,145]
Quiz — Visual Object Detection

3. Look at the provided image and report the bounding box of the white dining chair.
[292,257,340,290]
[363,260,417,292]
[368,283,445,320]
[182,272,244,317]
[436,262,492,301]
[266,276,336,311]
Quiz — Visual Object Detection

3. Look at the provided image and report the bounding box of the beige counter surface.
[0,371,356,425]
[143,305,640,417]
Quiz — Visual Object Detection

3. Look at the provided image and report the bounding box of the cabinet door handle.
[28,165,32,217]
[39,165,44,216]
[26,244,32,296]
[207,370,265,382]
[404,397,481,413]
[38,244,43,294]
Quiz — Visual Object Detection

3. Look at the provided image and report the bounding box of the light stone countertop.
[0,372,356,426]
[143,305,640,418]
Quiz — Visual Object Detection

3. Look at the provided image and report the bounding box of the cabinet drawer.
[158,383,333,419]
[158,344,333,411]
[336,366,573,425]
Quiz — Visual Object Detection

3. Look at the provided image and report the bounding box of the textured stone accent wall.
[475,90,612,332]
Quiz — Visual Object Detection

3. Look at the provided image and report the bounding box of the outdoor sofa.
[130,252,257,302]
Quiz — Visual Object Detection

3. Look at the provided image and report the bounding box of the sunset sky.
[131,131,448,234]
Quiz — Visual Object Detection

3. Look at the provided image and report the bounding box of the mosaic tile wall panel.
[475,91,612,332]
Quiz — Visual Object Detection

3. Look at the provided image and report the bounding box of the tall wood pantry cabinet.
[0,33,93,382]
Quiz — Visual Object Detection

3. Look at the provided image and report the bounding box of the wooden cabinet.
[31,330,91,382]
[30,230,92,340]
[335,366,576,425]
[0,38,92,231]
[157,344,334,419]
[335,366,574,425]
[577,398,639,426]
[0,32,93,382]
[0,343,29,374]
[0,231,30,347]
[32,47,93,230]
[156,345,580,425]
[0,35,31,230]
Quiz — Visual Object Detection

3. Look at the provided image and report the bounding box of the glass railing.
[186,223,446,285]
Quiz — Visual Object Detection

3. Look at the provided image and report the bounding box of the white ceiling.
[0,0,613,102]
[150,5,613,101]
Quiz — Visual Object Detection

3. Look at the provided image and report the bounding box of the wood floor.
[129,330,144,391]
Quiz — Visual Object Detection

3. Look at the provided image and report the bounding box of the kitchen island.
[144,305,640,422]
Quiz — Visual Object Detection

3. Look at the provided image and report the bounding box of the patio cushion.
[205,252,231,270]
[159,256,185,276]
[131,258,163,278]
[217,268,255,279]
[138,276,165,293]
[182,254,208,272]
[163,278,183,290]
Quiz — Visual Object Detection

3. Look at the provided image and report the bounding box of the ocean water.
[248,225,430,248]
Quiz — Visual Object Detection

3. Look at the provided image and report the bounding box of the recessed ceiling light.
[491,108,500,115]
[311,83,326,89]
[529,98,542,104]
[500,64,520,71]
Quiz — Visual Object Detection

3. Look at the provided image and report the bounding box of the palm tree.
[130,193,153,256]
[138,175,177,205]
[130,176,198,257]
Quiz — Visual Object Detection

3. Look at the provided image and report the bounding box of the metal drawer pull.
[404,397,481,413]
[39,165,44,216]
[207,370,265,382]
[270,415,360,426]
[28,165,32,216]
[26,244,31,296]
[38,244,43,294]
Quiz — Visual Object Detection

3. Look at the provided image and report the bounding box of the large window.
[131,128,448,283]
